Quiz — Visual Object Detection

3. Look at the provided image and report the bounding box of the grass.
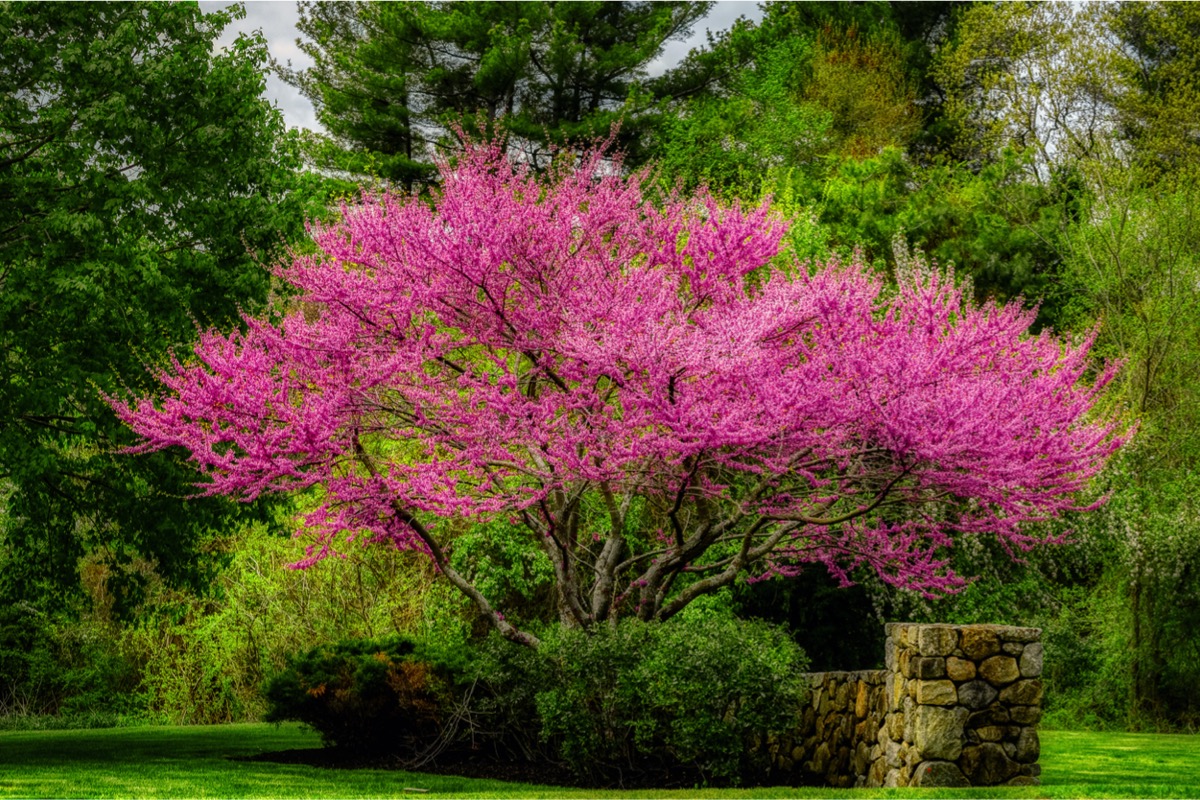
[0,723,1197,798]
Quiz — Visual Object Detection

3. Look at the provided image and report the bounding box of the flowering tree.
[112,142,1126,647]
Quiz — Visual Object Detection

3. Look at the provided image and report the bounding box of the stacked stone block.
[871,623,1043,787]
[765,623,1044,788]
[768,671,886,787]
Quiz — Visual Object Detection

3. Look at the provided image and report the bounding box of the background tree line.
[1,0,1198,733]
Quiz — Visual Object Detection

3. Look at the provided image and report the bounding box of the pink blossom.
[110,139,1127,647]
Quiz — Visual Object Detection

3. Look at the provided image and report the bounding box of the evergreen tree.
[283,1,710,186]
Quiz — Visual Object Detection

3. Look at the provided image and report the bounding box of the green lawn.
[0,723,1196,798]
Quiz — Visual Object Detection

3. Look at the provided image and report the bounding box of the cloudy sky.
[198,1,765,132]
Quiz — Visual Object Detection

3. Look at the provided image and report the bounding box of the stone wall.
[765,670,887,787]
[769,623,1044,788]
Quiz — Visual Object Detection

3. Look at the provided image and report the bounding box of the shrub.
[0,605,61,718]
[128,600,267,726]
[263,635,466,754]
[472,615,810,786]
[268,617,809,784]
[0,606,139,723]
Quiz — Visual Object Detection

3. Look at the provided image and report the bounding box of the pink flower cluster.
[111,140,1126,637]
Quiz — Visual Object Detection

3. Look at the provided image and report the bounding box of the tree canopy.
[0,1,303,605]
[281,1,711,187]
[115,140,1125,647]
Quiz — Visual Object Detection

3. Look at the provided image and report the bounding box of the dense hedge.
[264,616,809,786]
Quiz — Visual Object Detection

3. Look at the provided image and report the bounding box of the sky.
[198,1,765,133]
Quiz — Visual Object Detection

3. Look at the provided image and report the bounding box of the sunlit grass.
[0,723,1197,798]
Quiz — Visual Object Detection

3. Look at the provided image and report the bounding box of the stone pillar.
[869,623,1043,788]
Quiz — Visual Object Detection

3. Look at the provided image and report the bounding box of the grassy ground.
[0,723,1197,799]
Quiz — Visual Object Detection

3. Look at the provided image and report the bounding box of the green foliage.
[0,514,466,728]
[802,25,921,159]
[762,178,834,269]
[0,605,138,725]
[123,518,464,726]
[448,518,556,631]
[1044,466,1200,730]
[1108,2,1200,177]
[652,0,962,179]
[263,635,465,753]
[472,616,810,786]
[650,5,928,199]
[0,605,59,718]
[128,600,266,726]
[1040,163,1200,728]
[877,451,1200,731]
[651,35,832,198]
[932,2,1120,170]
[1060,165,1200,459]
[650,3,1076,319]
[281,2,434,189]
[0,1,303,607]
[284,1,711,187]
[764,148,1077,326]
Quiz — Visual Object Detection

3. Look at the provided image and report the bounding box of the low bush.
[263,635,467,755]
[266,613,809,785]
[0,605,140,723]
[266,615,809,786]
[0,605,61,718]
[470,615,810,786]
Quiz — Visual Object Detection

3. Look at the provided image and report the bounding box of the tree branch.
[352,431,540,647]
